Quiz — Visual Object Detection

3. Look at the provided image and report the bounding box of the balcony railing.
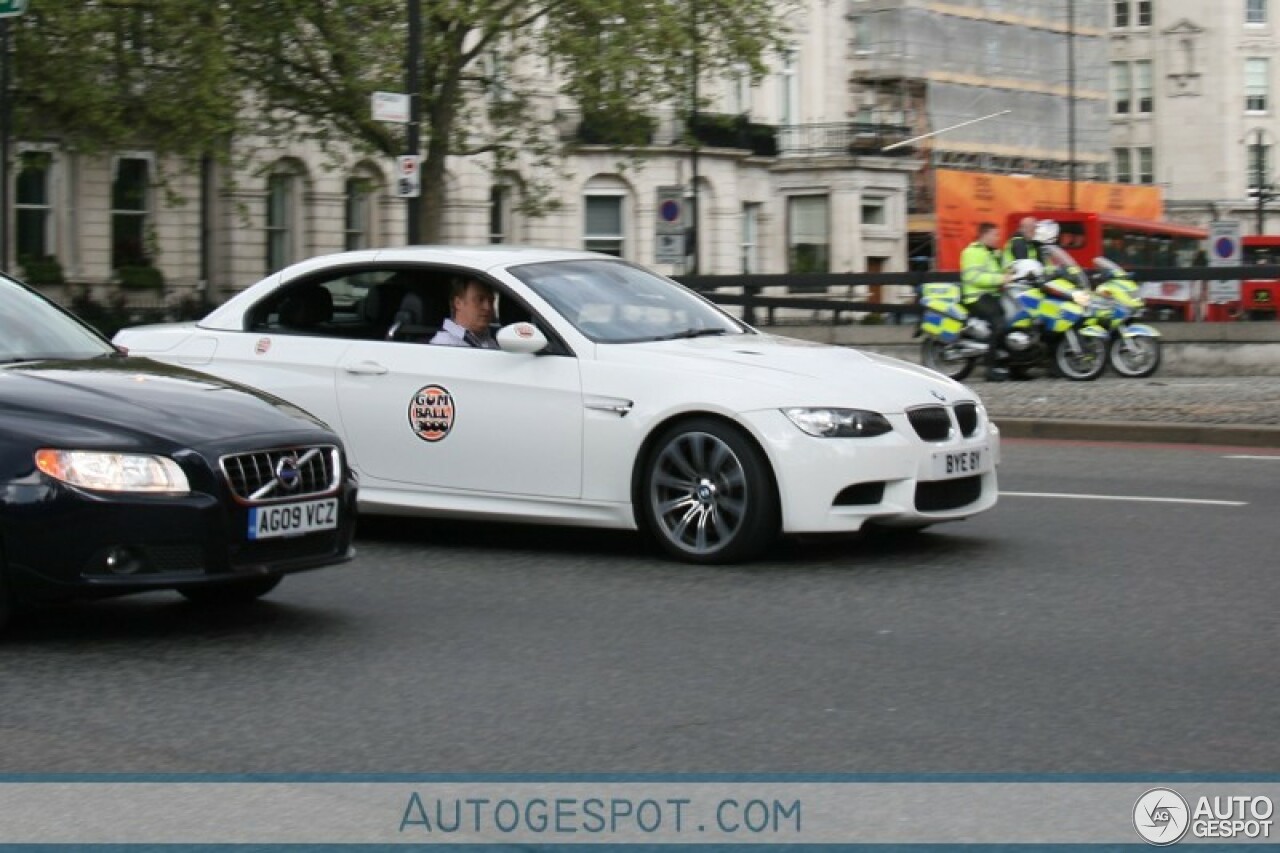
[776,121,915,157]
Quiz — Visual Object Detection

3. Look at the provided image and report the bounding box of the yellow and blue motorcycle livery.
[1084,256,1161,378]
[919,245,1109,382]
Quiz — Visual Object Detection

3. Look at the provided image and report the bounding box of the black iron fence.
[675,266,1280,327]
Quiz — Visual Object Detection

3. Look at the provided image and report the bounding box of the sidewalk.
[968,375,1280,447]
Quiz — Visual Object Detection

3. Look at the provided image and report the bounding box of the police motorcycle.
[1085,256,1162,378]
[919,244,1109,382]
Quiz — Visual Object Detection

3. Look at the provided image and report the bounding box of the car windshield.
[509,259,746,343]
[0,275,115,363]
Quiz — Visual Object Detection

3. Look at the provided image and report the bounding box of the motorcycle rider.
[961,221,1013,382]
[1003,216,1045,269]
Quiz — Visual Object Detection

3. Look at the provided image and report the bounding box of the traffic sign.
[394,155,421,198]
[0,0,27,18]
[1208,220,1243,304]
[655,186,685,265]
[372,91,410,124]
[1209,220,1242,266]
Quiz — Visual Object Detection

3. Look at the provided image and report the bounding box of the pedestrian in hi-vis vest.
[960,222,1014,382]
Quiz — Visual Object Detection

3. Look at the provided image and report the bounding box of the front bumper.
[742,405,1000,534]
[2,474,357,602]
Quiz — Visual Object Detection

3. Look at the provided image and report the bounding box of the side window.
[247,269,379,336]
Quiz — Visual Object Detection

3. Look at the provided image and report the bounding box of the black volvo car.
[0,275,357,630]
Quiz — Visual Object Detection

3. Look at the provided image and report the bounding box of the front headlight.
[782,408,893,438]
[34,449,190,494]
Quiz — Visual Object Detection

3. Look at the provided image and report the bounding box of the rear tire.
[920,339,976,382]
[1109,335,1161,378]
[179,576,281,606]
[1053,334,1107,381]
[641,418,779,564]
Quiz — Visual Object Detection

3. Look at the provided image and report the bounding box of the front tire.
[1053,334,1107,381]
[179,576,281,606]
[1109,335,1161,378]
[920,339,976,381]
[641,419,779,564]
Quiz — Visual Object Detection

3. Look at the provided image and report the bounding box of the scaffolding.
[849,0,1109,168]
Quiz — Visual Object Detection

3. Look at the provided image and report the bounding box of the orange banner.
[934,170,1164,269]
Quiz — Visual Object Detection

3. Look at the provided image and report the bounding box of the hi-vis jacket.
[1002,235,1044,269]
[960,241,1004,302]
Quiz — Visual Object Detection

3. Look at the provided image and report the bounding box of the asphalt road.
[1,440,1276,774]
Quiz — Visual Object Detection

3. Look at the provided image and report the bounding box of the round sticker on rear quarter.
[409,384,455,442]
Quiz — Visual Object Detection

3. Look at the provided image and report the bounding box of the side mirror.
[495,322,549,354]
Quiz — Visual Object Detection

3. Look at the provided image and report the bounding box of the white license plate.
[247,498,339,540]
[931,446,990,480]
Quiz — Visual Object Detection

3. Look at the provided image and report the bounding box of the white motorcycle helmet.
[1033,219,1060,245]
[1010,258,1044,282]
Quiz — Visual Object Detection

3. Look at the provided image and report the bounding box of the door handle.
[342,360,388,376]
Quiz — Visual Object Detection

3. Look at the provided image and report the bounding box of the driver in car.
[431,278,499,349]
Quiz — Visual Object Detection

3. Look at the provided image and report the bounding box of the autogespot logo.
[1134,788,1191,846]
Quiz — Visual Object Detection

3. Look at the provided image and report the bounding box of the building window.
[344,179,371,251]
[1137,147,1154,183]
[741,202,760,274]
[861,197,887,226]
[779,49,798,126]
[111,157,150,269]
[1135,0,1151,27]
[1134,60,1153,112]
[1246,57,1270,112]
[1249,141,1272,190]
[584,194,624,257]
[1111,62,1132,114]
[15,151,52,264]
[787,195,829,274]
[1113,148,1133,183]
[852,17,871,53]
[1247,0,1267,25]
[729,64,752,115]
[266,173,294,273]
[490,185,511,244]
[1113,0,1130,28]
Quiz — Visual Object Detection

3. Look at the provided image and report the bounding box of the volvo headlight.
[35,449,190,494]
[782,408,893,438]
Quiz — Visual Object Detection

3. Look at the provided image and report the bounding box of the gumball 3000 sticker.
[409,385,455,442]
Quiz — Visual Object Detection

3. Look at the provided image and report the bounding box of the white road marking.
[1223,455,1280,461]
[1000,491,1247,507]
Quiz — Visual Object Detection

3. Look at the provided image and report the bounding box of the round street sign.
[660,199,682,224]
[1214,235,1237,260]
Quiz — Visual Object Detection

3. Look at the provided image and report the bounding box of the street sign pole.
[405,0,421,244]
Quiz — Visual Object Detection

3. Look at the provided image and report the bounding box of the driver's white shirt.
[430,318,498,349]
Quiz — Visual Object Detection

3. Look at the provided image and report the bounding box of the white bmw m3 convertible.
[115,247,999,563]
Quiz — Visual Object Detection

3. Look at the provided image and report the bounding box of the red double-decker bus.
[1242,235,1280,321]
[1005,210,1208,320]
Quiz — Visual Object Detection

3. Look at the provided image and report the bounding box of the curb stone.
[993,417,1280,448]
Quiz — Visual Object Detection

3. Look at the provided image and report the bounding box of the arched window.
[582,176,632,258]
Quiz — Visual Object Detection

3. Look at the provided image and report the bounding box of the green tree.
[12,0,790,245]
[11,0,238,158]
[225,0,791,242]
